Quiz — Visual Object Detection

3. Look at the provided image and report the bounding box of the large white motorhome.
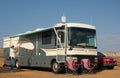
[3,17,98,73]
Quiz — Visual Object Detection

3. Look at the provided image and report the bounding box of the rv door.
[56,30,65,63]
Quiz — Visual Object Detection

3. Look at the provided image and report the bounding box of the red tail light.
[103,58,107,62]
[103,58,107,63]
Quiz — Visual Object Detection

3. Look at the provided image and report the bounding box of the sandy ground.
[0,58,120,78]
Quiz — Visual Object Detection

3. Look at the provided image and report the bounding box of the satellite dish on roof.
[61,16,66,23]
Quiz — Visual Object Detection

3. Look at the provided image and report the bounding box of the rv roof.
[55,23,96,29]
[12,27,51,37]
[12,23,96,37]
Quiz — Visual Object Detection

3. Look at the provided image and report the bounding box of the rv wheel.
[52,61,60,73]
[15,61,20,68]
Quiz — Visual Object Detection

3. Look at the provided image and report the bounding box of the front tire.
[52,61,61,73]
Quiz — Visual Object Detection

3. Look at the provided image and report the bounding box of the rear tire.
[52,61,61,73]
[3,64,8,67]
[15,61,20,69]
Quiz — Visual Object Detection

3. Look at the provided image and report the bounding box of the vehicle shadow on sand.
[0,66,26,73]
[0,66,53,74]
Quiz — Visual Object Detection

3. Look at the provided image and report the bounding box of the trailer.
[3,17,98,73]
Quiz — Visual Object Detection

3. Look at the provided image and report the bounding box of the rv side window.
[42,31,52,44]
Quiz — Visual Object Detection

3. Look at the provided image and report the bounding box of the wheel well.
[15,59,19,66]
[51,59,56,67]
[15,59,18,63]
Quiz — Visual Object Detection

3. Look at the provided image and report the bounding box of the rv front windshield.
[68,27,97,48]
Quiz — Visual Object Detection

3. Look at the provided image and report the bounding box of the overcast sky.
[0,0,120,52]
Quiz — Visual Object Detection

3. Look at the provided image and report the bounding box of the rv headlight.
[95,57,98,63]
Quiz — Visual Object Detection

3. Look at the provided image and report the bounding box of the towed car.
[97,52,117,69]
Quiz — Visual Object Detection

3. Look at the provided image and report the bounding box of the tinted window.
[68,27,97,48]
[42,31,52,44]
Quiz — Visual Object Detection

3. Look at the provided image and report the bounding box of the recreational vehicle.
[3,17,98,73]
